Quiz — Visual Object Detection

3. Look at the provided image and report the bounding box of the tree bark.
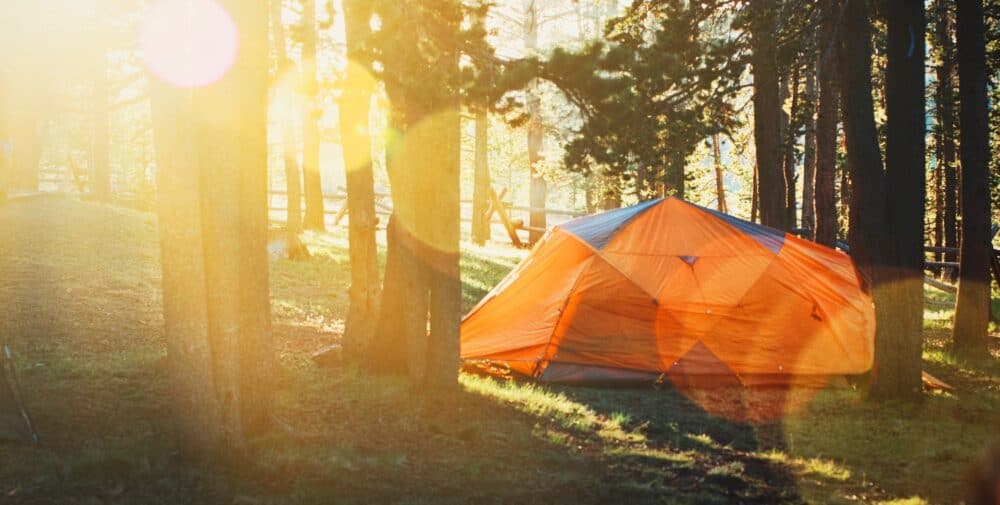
[425,100,462,391]
[301,0,326,231]
[783,67,800,228]
[151,82,225,454]
[802,65,817,233]
[815,0,840,247]
[952,0,992,354]
[150,0,273,451]
[371,96,421,376]
[600,179,621,210]
[933,142,944,261]
[750,0,787,230]
[213,0,273,436]
[664,155,685,200]
[935,0,960,275]
[870,0,926,400]
[91,42,111,202]
[525,2,546,244]
[839,0,908,401]
[340,0,380,360]
[472,108,492,244]
[271,0,307,258]
[711,133,727,213]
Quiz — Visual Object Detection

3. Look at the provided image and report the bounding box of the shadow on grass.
[548,384,802,504]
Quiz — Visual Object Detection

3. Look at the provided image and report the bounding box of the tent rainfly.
[461,197,875,386]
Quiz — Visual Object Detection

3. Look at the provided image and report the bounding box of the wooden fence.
[268,185,586,247]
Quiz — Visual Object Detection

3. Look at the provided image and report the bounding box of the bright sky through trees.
[140,0,239,88]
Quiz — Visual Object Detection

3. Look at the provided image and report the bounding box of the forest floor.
[0,195,998,505]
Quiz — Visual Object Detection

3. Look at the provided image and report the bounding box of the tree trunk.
[271,0,306,258]
[751,163,759,223]
[870,0,926,400]
[370,0,465,388]
[839,0,906,401]
[91,44,110,202]
[815,0,840,247]
[525,2,546,244]
[371,216,423,375]
[600,176,622,210]
[711,133,727,213]
[340,0,380,360]
[212,0,273,436]
[952,0,991,354]
[371,99,423,376]
[783,67,800,228]
[150,0,273,451]
[301,0,325,231]
[934,142,944,261]
[472,108,492,244]
[150,82,225,454]
[935,0,960,275]
[750,0,787,230]
[425,99,462,391]
[802,65,817,233]
[664,155,685,200]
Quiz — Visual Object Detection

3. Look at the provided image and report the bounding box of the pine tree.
[301,0,326,231]
[150,0,274,452]
[871,0,926,399]
[952,0,992,355]
[340,0,381,360]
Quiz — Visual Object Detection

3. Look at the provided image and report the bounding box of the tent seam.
[561,232,661,302]
[531,255,596,378]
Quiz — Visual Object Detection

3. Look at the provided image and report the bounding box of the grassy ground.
[0,195,997,504]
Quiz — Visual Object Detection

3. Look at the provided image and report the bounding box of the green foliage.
[539,1,745,200]
[370,1,492,119]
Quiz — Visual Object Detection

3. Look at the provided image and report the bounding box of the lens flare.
[139,0,238,88]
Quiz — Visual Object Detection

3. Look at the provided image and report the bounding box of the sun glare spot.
[139,0,238,88]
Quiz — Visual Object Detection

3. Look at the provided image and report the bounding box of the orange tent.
[461,197,875,386]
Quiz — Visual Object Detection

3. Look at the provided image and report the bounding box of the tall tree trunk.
[340,0,380,360]
[151,0,273,451]
[750,0,787,230]
[151,82,225,454]
[802,65,817,233]
[952,0,991,354]
[271,0,307,258]
[372,3,463,386]
[711,133,727,213]
[783,67,800,228]
[815,0,839,247]
[215,0,273,436]
[599,175,622,210]
[584,180,595,214]
[472,108,492,244]
[425,97,462,391]
[372,100,423,376]
[91,44,110,202]
[935,0,960,275]
[301,0,325,231]
[871,0,926,400]
[751,163,759,223]
[934,142,944,261]
[525,1,546,244]
[664,156,685,199]
[839,0,904,400]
